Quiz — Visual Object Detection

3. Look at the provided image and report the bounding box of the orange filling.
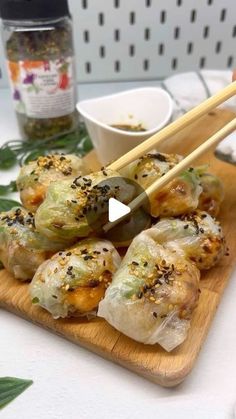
[66,282,106,313]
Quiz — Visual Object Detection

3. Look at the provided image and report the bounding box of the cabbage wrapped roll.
[198,172,224,217]
[98,231,200,351]
[30,239,121,319]
[146,210,225,270]
[35,169,135,243]
[0,207,64,281]
[121,152,202,217]
[17,154,89,212]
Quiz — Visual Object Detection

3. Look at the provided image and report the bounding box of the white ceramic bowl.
[77,87,173,165]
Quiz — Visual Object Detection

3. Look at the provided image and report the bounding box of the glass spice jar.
[0,0,78,140]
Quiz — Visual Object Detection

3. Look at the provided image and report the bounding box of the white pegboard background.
[0,0,235,88]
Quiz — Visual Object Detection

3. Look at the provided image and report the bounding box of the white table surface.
[0,85,236,419]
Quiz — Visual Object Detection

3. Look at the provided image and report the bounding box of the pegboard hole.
[190,9,197,23]
[99,46,105,58]
[130,11,135,25]
[114,0,120,8]
[171,57,178,70]
[174,27,180,39]
[146,0,151,7]
[203,26,209,38]
[232,25,236,37]
[82,0,87,9]
[215,41,222,54]
[227,56,233,67]
[187,42,193,54]
[115,60,121,72]
[160,10,166,24]
[83,30,89,43]
[114,29,120,41]
[85,62,91,74]
[177,0,182,6]
[144,28,150,40]
[207,0,213,5]
[129,44,135,56]
[143,59,149,71]
[220,9,226,22]
[199,57,206,69]
[98,12,104,26]
[158,43,164,55]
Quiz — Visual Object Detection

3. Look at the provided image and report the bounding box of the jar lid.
[0,0,70,20]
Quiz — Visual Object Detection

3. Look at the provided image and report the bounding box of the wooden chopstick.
[108,81,236,171]
[103,117,236,232]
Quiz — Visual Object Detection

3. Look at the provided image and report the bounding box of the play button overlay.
[85,175,150,244]
[108,198,131,222]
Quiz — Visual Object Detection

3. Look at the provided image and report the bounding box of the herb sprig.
[0,199,21,212]
[0,182,20,211]
[0,122,93,169]
[0,181,17,196]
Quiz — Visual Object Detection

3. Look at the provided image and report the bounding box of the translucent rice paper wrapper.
[98,232,200,352]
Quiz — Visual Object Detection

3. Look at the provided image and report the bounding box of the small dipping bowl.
[77,87,173,165]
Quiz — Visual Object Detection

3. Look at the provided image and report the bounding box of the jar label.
[7,57,76,119]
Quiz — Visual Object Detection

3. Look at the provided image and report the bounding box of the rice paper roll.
[121,152,202,217]
[35,169,135,244]
[0,207,64,281]
[146,210,226,270]
[30,238,121,319]
[98,231,200,351]
[17,154,89,212]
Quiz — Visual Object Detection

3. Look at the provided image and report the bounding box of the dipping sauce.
[111,123,147,132]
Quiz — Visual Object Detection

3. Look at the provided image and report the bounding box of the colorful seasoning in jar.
[0,0,78,140]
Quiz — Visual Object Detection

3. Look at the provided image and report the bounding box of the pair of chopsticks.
[103,81,236,232]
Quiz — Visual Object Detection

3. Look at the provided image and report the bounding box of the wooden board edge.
[0,277,222,388]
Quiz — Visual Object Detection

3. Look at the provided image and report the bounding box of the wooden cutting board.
[0,109,236,387]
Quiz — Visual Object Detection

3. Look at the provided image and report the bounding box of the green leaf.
[0,199,21,212]
[0,185,10,195]
[0,181,17,196]
[9,180,17,192]
[0,377,33,409]
[0,147,17,170]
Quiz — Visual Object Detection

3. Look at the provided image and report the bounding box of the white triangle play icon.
[108,198,131,223]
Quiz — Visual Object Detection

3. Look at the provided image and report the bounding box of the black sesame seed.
[84,255,93,261]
